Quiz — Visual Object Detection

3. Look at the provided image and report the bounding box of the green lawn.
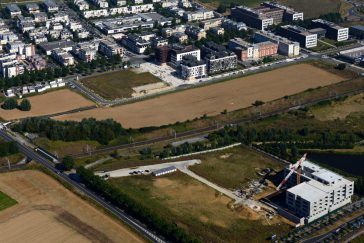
[190,146,284,189]
[0,191,17,211]
[110,172,291,242]
[81,70,163,99]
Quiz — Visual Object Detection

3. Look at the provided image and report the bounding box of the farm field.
[81,70,163,99]
[0,170,144,243]
[189,146,284,189]
[310,93,364,121]
[55,64,346,128]
[110,172,291,242]
[0,89,94,121]
[198,0,343,18]
[278,0,342,18]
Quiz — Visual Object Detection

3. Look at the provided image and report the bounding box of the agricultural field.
[198,0,344,18]
[0,89,94,121]
[81,70,163,99]
[0,170,143,243]
[0,191,16,211]
[278,0,343,18]
[110,172,291,243]
[189,146,284,189]
[55,63,346,128]
[309,93,364,121]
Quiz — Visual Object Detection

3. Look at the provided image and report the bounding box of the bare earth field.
[55,64,345,128]
[0,170,144,243]
[0,89,94,121]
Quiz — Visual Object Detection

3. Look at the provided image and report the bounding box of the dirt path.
[54,64,345,128]
[0,170,144,243]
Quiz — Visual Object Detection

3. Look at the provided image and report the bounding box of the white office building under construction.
[285,160,354,223]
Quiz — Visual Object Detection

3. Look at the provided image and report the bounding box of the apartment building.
[121,34,151,54]
[162,25,187,38]
[180,55,207,80]
[51,49,75,66]
[43,0,59,13]
[278,25,317,48]
[6,4,22,18]
[99,40,124,57]
[285,160,354,223]
[261,2,303,22]
[350,25,364,39]
[201,41,237,75]
[228,38,278,61]
[185,26,207,40]
[311,19,349,42]
[25,3,40,14]
[231,6,274,30]
[169,44,201,67]
[254,31,300,57]
[182,10,214,22]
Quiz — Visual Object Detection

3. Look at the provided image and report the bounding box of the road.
[0,128,165,243]
[96,159,201,177]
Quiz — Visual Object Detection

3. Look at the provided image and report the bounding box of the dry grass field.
[0,89,94,121]
[310,93,364,121]
[81,70,163,99]
[55,64,346,128]
[111,172,291,242]
[0,170,144,243]
[278,0,342,18]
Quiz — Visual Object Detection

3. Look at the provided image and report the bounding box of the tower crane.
[276,153,307,191]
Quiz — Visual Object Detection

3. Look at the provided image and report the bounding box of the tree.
[336,63,346,70]
[252,100,265,107]
[19,99,31,111]
[62,155,75,171]
[217,4,227,13]
[2,98,17,110]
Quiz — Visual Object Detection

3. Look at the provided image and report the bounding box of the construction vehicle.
[276,153,307,191]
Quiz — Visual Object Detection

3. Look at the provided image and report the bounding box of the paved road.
[0,128,165,243]
[96,159,201,177]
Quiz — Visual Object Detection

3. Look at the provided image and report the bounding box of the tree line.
[0,54,124,90]
[152,125,358,159]
[2,98,31,111]
[13,118,126,145]
[0,141,18,157]
[77,167,200,243]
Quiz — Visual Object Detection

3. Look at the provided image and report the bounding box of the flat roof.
[351,25,364,31]
[287,182,327,202]
[153,166,177,174]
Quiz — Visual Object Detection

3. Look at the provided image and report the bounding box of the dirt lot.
[0,170,144,243]
[55,64,346,128]
[81,70,163,99]
[0,89,94,121]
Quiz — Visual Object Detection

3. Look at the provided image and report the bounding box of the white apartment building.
[182,10,214,22]
[286,160,354,224]
[170,46,201,66]
[254,31,300,57]
[180,61,207,80]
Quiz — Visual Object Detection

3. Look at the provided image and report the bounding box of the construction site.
[262,154,354,226]
[100,151,355,230]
